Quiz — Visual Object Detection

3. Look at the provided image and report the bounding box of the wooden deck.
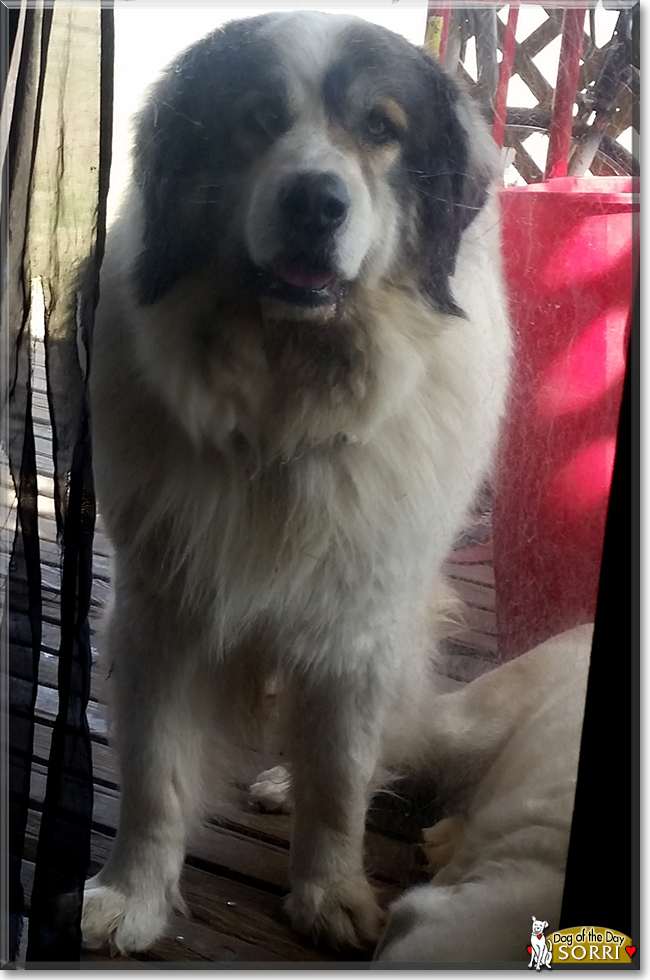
[15,335,499,965]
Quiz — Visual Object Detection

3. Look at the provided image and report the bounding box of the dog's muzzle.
[256,170,350,310]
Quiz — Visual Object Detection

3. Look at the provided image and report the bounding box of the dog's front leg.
[82,596,207,954]
[284,667,386,950]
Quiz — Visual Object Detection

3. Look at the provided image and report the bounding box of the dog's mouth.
[254,259,344,309]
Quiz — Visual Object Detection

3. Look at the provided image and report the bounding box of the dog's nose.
[280,172,350,234]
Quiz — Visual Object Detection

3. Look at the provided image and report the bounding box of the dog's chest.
[176,432,442,629]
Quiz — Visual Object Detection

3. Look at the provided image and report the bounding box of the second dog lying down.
[376,624,592,963]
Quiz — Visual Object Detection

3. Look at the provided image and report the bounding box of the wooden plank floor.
[13,335,500,965]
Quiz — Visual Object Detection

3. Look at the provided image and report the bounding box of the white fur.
[84,14,511,954]
[375,625,592,963]
[266,11,354,83]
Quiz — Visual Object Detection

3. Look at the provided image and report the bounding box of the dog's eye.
[245,102,286,140]
[363,110,399,144]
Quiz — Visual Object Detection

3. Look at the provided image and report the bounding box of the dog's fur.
[84,12,511,953]
[375,626,591,963]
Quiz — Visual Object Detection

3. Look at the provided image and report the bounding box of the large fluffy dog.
[84,11,511,954]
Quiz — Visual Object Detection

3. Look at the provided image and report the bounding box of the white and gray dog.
[84,11,511,954]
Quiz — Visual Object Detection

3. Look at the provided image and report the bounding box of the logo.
[527,922,636,965]
[528,917,553,970]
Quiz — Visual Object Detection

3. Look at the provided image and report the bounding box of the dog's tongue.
[273,262,333,291]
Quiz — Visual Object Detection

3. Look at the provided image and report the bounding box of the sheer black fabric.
[2,3,113,963]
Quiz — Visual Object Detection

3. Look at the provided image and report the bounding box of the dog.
[83,11,511,954]
[375,626,591,963]
[529,918,553,970]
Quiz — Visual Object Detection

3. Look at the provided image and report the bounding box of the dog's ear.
[130,24,250,307]
[130,20,280,306]
[532,916,536,922]
[544,921,548,929]
[407,55,499,316]
[131,46,223,306]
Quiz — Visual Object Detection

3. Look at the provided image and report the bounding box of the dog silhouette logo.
[528,917,553,970]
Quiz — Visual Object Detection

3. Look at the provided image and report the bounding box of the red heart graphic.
[625,946,636,957]
[527,946,532,955]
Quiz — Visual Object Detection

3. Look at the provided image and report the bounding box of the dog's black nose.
[280,172,350,234]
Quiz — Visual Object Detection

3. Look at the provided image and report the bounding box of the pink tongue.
[273,262,333,290]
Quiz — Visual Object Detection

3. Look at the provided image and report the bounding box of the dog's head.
[131,12,498,319]
[532,918,548,935]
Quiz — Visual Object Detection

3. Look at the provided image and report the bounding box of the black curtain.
[2,1,113,962]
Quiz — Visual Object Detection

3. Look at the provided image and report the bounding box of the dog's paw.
[285,875,384,950]
[82,878,169,954]
[421,815,466,874]
[248,765,292,814]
